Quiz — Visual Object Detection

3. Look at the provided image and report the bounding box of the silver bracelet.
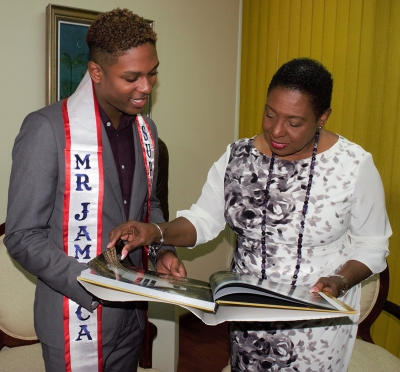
[148,223,164,258]
[328,274,349,297]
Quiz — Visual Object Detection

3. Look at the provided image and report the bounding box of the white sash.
[62,72,155,370]
[63,72,103,371]
[135,114,155,269]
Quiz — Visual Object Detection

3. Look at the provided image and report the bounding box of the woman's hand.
[309,260,373,298]
[108,221,160,259]
[309,276,345,298]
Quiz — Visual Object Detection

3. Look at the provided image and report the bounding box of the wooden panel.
[177,314,230,372]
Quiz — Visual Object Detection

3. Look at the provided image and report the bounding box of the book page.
[209,271,352,311]
[81,247,215,311]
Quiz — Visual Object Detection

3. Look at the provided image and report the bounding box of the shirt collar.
[98,105,135,131]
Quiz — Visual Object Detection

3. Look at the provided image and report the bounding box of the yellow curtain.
[240,0,400,358]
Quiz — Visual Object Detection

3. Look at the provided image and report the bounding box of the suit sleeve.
[4,111,93,310]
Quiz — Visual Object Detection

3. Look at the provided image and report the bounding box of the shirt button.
[124,200,127,204]
[121,165,125,169]
[106,122,112,127]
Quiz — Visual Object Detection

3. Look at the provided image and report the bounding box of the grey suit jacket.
[5,100,174,349]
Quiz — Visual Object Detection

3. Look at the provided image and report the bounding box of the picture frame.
[45,4,154,116]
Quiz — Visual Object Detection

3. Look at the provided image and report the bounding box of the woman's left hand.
[309,276,344,298]
[309,260,373,298]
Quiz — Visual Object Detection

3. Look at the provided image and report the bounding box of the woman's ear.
[318,108,332,128]
[88,61,102,84]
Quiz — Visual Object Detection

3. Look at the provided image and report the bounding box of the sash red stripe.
[61,98,73,372]
[92,84,104,370]
[96,305,103,372]
[62,98,72,252]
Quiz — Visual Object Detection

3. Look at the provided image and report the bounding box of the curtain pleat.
[240,0,400,358]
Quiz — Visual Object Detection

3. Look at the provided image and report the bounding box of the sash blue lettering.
[148,161,153,177]
[141,125,149,140]
[75,305,90,321]
[75,325,93,341]
[75,174,92,191]
[74,154,91,169]
[74,202,90,221]
[74,244,91,259]
[145,143,152,157]
[74,226,92,241]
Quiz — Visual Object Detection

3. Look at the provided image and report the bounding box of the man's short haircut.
[86,8,157,68]
[267,58,333,119]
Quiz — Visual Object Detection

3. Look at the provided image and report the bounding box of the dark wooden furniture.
[357,265,400,344]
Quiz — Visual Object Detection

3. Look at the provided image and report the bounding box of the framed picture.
[45,4,154,116]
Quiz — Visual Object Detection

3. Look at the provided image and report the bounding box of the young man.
[5,8,185,372]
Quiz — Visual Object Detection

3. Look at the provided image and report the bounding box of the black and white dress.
[178,136,391,371]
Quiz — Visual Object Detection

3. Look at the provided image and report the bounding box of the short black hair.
[86,8,157,68]
[267,58,333,118]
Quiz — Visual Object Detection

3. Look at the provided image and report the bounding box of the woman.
[109,58,391,371]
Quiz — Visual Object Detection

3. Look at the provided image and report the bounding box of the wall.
[0,1,241,371]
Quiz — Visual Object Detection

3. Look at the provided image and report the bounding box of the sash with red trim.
[135,114,155,269]
[62,72,155,370]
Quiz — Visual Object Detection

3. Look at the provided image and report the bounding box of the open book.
[78,247,357,325]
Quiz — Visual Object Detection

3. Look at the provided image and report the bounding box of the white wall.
[0,1,241,371]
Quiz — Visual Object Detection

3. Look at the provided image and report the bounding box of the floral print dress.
[178,136,390,372]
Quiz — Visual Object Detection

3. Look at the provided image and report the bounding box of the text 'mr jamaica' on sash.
[65,147,103,368]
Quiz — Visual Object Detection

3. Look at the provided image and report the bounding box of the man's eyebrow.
[123,62,160,75]
[150,62,160,71]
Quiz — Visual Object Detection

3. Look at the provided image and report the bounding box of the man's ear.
[318,108,332,128]
[88,61,102,83]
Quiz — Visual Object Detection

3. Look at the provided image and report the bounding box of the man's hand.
[156,250,187,278]
[108,221,160,260]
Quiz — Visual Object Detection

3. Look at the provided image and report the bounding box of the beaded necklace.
[260,127,321,284]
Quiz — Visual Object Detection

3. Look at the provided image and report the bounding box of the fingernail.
[120,252,126,260]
